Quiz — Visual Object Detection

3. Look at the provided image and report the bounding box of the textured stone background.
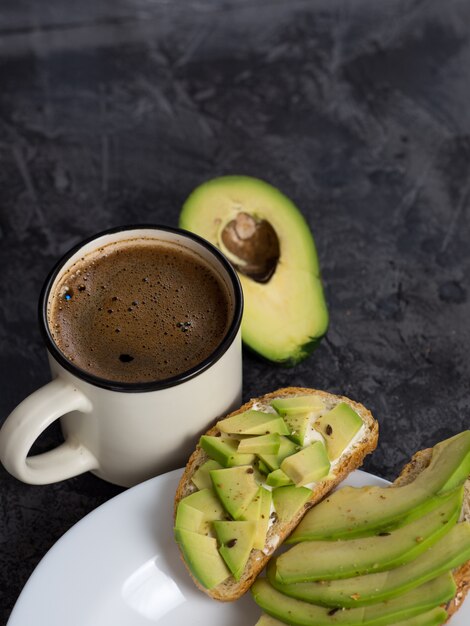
[1,0,470,622]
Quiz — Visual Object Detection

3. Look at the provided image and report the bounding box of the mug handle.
[0,377,98,484]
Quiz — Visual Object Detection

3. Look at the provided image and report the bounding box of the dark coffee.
[48,237,233,383]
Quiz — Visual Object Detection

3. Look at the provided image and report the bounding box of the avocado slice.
[438,440,470,494]
[239,485,262,518]
[258,487,274,548]
[174,502,205,534]
[290,431,470,540]
[199,435,255,467]
[237,433,281,455]
[210,466,259,520]
[251,574,455,626]
[268,520,470,607]
[263,610,449,626]
[238,486,263,549]
[255,616,289,626]
[276,487,462,583]
[213,520,257,580]
[428,430,470,493]
[174,528,230,589]
[280,441,330,486]
[391,609,449,626]
[217,410,290,436]
[180,176,329,365]
[257,458,272,475]
[191,459,223,490]
[271,396,325,415]
[259,436,299,472]
[267,469,294,487]
[239,486,274,549]
[282,412,315,447]
[314,403,363,461]
[272,486,312,524]
[253,614,450,626]
[175,488,226,534]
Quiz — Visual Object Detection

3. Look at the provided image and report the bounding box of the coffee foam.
[48,237,233,384]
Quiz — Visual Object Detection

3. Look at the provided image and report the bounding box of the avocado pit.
[220,212,280,283]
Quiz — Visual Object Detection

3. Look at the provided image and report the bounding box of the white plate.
[8,469,468,625]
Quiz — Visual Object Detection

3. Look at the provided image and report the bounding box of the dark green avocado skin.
[243,334,326,368]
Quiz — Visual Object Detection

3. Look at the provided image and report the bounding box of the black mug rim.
[39,224,243,393]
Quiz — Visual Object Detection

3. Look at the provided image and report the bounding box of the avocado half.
[179,176,328,365]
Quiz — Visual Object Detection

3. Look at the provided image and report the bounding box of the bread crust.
[174,386,379,601]
[395,446,470,622]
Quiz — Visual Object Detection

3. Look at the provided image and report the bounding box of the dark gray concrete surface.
[1,0,470,622]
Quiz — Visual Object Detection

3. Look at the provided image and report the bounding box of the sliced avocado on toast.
[314,402,363,461]
[174,529,230,589]
[174,390,374,594]
[275,487,463,583]
[251,574,456,626]
[289,430,470,541]
[180,176,328,365]
[251,430,470,626]
[267,521,470,607]
[272,486,312,524]
[254,610,448,626]
[210,466,260,520]
[174,487,225,534]
[213,520,258,580]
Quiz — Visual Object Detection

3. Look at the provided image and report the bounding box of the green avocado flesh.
[251,574,455,626]
[255,615,289,626]
[388,609,448,626]
[174,488,225,534]
[191,459,223,490]
[239,485,262,520]
[199,435,255,467]
[432,431,470,493]
[271,396,325,415]
[238,433,281,455]
[240,486,272,549]
[272,486,312,524]
[175,529,230,588]
[314,403,363,461]
[259,436,299,471]
[254,608,448,626]
[217,410,290,436]
[213,520,257,580]
[179,175,329,365]
[390,609,448,626]
[280,441,330,486]
[269,521,470,606]
[267,469,294,487]
[174,502,205,534]
[276,487,462,583]
[290,431,470,541]
[210,466,259,519]
[281,412,313,447]
[257,458,272,475]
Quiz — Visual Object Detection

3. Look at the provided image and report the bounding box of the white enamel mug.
[0,226,243,487]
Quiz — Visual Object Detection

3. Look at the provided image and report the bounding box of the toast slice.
[174,386,379,601]
[394,446,470,621]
